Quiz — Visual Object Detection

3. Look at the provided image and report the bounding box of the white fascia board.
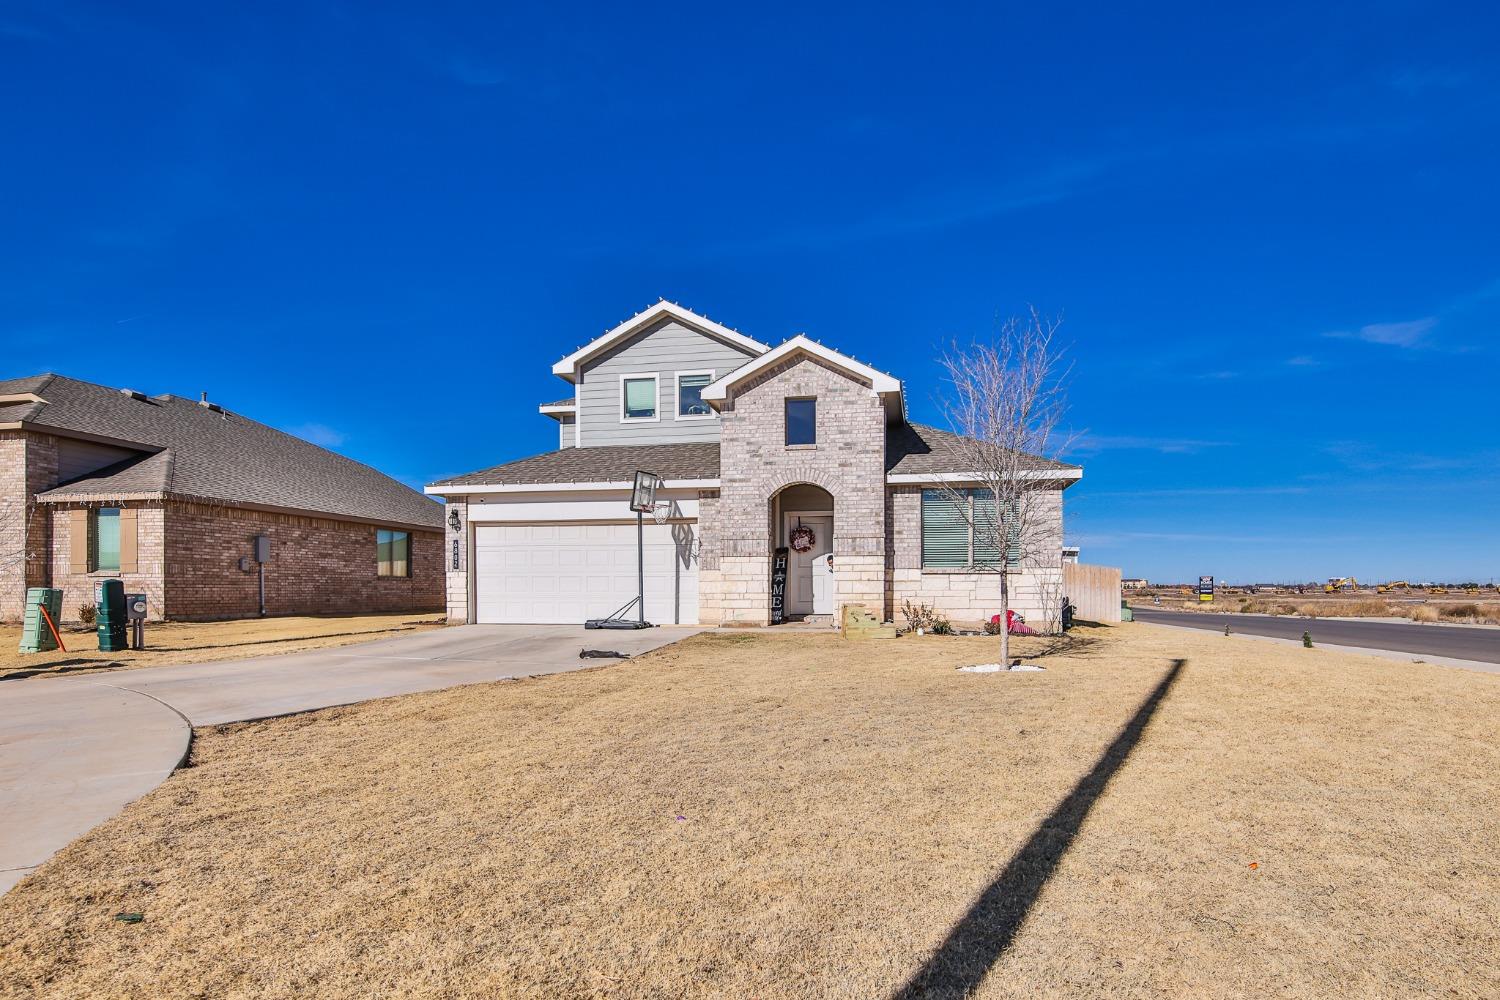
[468,497,700,523]
[700,335,902,401]
[426,478,721,496]
[550,301,771,380]
[886,469,1083,484]
[538,402,576,415]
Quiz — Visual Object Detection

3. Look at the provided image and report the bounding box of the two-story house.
[426,301,1081,627]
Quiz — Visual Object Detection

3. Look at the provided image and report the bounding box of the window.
[94,508,121,572]
[377,529,410,577]
[676,371,714,418]
[920,489,1018,568]
[619,374,658,421]
[785,397,816,445]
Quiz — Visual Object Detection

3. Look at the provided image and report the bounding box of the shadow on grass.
[892,658,1186,999]
[1,659,127,681]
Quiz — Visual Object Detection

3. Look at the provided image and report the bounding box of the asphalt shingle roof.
[885,422,1080,476]
[4,374,442,530]
[430,422,1076,487]
[432,442,721,486]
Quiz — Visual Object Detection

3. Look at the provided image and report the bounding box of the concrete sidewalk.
[0,624,700,894]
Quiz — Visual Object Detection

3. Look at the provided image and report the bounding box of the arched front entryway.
[770,483,834,620]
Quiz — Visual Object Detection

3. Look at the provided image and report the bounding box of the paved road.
[1131,608,1499,664]
[0,624,700,895]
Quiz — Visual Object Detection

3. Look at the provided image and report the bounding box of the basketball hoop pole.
[587,470,659,630]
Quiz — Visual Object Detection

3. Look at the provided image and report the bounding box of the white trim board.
[700,334,901,402]
[551,301,771,381]
[427,479,721,496]
[886,470,1083,485]
[428,472,1080,495]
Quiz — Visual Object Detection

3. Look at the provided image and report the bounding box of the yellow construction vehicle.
[1428,585,1449,594]
[1377,581,1410,593]
[1324,577,1358,593]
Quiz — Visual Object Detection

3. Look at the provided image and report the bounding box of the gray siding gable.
[576,319,759,446]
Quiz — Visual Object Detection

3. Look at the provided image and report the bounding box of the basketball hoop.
[629,471,662,513]
[587,470,663,631]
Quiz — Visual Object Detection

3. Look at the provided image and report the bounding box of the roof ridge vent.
[120,388,148,401]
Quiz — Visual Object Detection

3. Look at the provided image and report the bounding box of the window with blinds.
[920,489,1018,569]
[622,376,658,420]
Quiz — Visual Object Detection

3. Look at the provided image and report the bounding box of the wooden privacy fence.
[1063,563,1122,623]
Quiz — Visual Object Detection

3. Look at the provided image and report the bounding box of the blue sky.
[3,1,1497,583]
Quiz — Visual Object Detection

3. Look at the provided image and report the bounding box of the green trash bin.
[19,588,64,653]
[96,579,128,652]
[1120,599,1134,622]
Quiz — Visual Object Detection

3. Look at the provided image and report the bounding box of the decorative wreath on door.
[789,525,817,553]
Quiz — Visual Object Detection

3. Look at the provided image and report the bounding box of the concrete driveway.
[0,624,700,895]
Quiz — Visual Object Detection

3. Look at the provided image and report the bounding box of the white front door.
[473,522,698,624]
[786,515,832,616]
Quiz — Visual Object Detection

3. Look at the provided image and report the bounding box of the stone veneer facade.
[886,484,1065,629]
[708,354,889,626]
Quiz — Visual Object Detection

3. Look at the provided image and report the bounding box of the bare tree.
[938,308,1073,667]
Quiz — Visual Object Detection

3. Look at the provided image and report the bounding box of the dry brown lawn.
[0,613,444,681]
[1,624,1496,999]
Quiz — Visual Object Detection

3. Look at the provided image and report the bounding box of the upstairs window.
[920,489,1018,568]
[621,375,658,421]
[785,397,816,445]
[677,372,714,418]
[377,529,410,577]
[94,508,121,572]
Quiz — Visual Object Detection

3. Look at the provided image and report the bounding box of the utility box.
[253,535,271,563]
[125,593,148,620]
[96,579,128,652]
[19,588,63,654]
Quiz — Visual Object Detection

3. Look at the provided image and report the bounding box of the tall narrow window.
[378,529,411,577]
[622,375,658,420]
[94,508,121,572]
[785,397,816,445]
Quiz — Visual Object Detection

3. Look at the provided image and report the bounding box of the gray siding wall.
[577,319,759,447]
[56,438,142,485]
[557,414,575,450]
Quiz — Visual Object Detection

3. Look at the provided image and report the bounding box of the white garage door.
[473,523,699,625]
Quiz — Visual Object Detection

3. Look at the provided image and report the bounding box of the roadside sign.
[1199,575,1214,602]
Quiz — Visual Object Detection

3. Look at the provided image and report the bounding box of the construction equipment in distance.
[1324,577,1359,593]
[1376,581,1410,593]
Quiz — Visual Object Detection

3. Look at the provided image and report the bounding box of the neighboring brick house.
[0,374,444,622]
[427,301,1081,628]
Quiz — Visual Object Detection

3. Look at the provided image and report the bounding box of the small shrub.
[982,617,1005,635]
[77,602,97,626]
[1441,603,1481,619]
[929,614,954,636]
[900,600,938,633]
[1402,605,1441,623]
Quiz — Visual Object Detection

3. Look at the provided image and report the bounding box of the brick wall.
[0,431,59,621]
[887,484,1066,629]
[160,502,442,620]
[710,354,888,625]
[48,503,167,622]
